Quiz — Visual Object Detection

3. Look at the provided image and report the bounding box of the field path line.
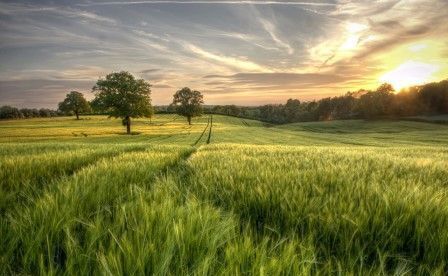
[206,115,213,144]
[192,115,211,146]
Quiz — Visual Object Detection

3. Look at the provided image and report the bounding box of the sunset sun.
[380,61,439,90]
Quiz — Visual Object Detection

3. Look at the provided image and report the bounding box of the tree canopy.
[58,91,91,120]
[92,71,152,134]
[171,87,204,124]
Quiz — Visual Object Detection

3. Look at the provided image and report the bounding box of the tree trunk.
[126,116,131,134]
[187,115,192,125]
[75,111,79,120]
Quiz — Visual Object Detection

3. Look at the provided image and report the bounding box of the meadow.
[1,115,447,275]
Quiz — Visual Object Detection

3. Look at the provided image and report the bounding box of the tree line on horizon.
[1,75,447,127]
[205,79,448,123]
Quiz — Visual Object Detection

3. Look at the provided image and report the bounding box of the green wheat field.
[1,115,448,275]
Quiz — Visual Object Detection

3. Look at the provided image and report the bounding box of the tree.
[0,106,22,119]
[92,71,152,134]
[171,87,204,125]
[357,83,395,119]
[376,83,395,94]
[284,99,301,122]
[418,79,448,113]
[58,91,91,120]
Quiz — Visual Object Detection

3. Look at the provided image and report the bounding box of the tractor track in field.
[192,116,210,146]
[192,115,213,146]
[207,115,213,144]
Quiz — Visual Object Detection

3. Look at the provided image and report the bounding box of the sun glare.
[380,60,439,90]
[340,22,368,51]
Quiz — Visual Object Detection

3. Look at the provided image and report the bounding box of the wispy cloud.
[186,43,270,72]
[78,1,336,7]
[258,17,294,54]
[0,3,117,24]
[0,0,446,107]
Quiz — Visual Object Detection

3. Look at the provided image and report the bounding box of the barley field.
[1,115,447,275]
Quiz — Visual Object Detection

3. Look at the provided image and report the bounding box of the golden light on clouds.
[340,22,368,51]
[380,61,439,90]
[376,40,448,90]
[1,0,447,106]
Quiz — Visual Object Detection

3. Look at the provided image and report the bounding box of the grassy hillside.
[1,115,447,274]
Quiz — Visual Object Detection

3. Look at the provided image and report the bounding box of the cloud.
[0,2,117,24]
[0,79,94,108]
[216,32,280,51]
[0,0,447,106]
[306,0,448,75]
[152,84,174,88]
[258,17,294,54]
[204,72,348,90]
[0,66,108,82]
[78,1,336,7]
[140,69,161,74]
[186,43,270,72]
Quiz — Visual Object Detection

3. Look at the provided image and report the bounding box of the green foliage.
[92,71,152,133]
[171,87,204,124]
[356,84,395,119]
[0,105,22,119]
[58,91,91,120]
[419,79,448,113]
[92,72,152,119]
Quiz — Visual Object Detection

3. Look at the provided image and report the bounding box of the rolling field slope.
[1,115,447,274]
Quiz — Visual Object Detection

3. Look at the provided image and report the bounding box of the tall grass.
[2,146,192,274]
[1,115,447,274]
[183,144,448,273]
[0,144,148,214]
[2,146,317,275]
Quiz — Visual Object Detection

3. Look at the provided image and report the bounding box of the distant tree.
[20,108,35,118]
[58,91,91,120]
[332,95,356,119]
[0,106,22,119]
[284,99,301,122]
[376,83,395,94]
[392,86,422,116]
[92,71,152,134]
[171,87,204,125]
[418,79,448,113]
[259,104,286,123]
[357,83,395,119]
[39,108,52,117]
[31,108,40,117]
[316,97,334,121]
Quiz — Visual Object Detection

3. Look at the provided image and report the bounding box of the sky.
[0,0,447,108]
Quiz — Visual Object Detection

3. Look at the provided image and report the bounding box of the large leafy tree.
[58,91,91,120]
[92,71,152,134]
[171,87,204,125]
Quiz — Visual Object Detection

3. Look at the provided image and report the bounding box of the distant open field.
[1,115,448,274]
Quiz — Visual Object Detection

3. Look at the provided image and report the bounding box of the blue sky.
[0,0,447,107]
